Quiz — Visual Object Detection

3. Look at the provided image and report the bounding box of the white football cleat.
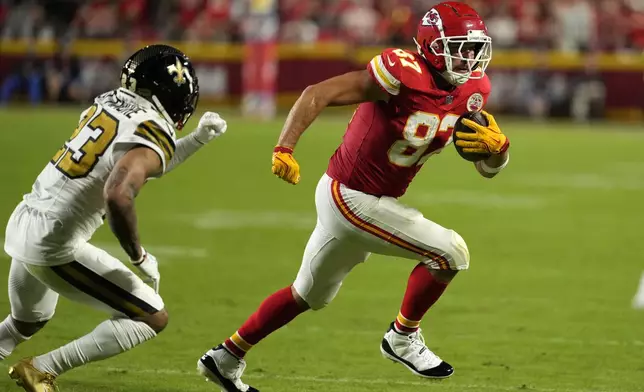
[380,322,454,378]
[197,344,259,392]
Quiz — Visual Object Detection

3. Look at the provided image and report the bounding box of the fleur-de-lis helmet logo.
[167,58,187,86]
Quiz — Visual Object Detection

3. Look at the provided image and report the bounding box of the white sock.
[33,318,156,376]
[0,316,30,360]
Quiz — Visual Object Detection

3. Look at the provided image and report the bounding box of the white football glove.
[193,112,227,144]
[131,247,161,293]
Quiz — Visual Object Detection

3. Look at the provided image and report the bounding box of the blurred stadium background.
[1,1,644,392]
[1,0,643,120]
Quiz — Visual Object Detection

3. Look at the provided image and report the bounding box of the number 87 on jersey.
[369,47,490,169]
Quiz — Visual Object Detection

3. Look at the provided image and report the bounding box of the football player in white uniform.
[0,44,227,391]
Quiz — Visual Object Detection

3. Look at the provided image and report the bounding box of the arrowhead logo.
[421,9,442,29]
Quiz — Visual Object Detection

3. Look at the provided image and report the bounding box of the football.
[453,111,492,162]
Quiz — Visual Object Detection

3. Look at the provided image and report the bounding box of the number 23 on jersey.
[388,112,459,167]
[51,105,119,179]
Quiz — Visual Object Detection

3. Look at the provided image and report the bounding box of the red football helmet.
[414,1,492,86]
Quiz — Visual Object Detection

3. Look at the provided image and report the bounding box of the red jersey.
[326,48,491,198]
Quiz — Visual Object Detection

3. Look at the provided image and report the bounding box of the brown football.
[453,111,492,162]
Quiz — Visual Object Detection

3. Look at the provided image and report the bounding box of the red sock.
[394,263,449,334]
[224,286,306,358]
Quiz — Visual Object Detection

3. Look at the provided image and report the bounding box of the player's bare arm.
[272,70,387,185]
[276,70,387,149]
[104,146,162,261]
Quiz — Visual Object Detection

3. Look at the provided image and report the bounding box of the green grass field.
[0,106,643,392]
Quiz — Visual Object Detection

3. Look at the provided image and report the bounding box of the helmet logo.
[422,9,442,29]
[168,58,187,85]
[167,58,195,93]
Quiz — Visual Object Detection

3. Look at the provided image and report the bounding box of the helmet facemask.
[150,65,199,130]
[415,30,492,86]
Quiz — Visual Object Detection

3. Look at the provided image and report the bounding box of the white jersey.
[4,88,177,266]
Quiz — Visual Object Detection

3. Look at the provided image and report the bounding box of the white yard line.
[302,326,644,347]
[175,209,315,230]
[95,242,208,260]
[408,190,549,209]
[515,173,644,191]
[0,238,208,261]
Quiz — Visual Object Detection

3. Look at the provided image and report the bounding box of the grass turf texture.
[0,106,642,392]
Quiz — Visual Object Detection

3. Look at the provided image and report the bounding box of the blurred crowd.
[1,0,639,121]
[1,0,643,51]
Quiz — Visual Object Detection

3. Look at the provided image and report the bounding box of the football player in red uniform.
[197,2,510,390]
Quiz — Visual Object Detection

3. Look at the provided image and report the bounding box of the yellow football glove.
[272,146,301,185]
[455,111,510,155]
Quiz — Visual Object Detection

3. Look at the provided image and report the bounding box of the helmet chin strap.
[441,70,469,86]
[441,55,469,86]
[415,37,472,87]
[151,95,177,128]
